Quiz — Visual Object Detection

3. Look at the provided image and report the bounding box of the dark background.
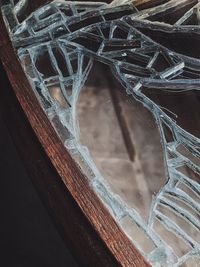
[0,63,79,267]
[0,113,79,267]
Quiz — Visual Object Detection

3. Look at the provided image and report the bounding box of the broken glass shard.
[1,1,200,266]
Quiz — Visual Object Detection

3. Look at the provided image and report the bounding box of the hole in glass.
[76,62,166,221]
[35,49,57,78]
[52,47,70,77]
[135,27,200,59]
[141,88,200,139]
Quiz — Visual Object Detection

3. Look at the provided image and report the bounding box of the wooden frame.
[0,1,151,266]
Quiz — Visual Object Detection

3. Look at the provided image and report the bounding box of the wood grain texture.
[0,4,150,267]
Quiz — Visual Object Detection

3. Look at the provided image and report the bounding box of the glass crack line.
[2,1,200,266]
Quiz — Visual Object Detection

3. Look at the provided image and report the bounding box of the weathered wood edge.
[0,10,150,267]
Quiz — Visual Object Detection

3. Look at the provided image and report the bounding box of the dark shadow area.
[135,27,200,59]
[0,109,79,267]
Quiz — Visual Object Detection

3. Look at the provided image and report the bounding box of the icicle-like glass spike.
[2,0,200,266]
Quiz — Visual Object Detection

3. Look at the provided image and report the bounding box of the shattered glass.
[1,0,200,266]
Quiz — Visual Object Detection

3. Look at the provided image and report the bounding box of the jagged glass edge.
[1,1,200,266]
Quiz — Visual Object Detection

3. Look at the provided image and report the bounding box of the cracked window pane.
[77,61,166,222]
[1,1,200,266]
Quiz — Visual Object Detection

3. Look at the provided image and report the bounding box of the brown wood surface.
[0,3,150,267]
